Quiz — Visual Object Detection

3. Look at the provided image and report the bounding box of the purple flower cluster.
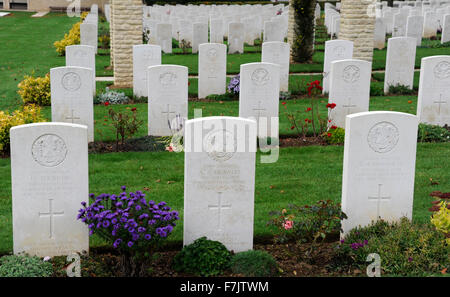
[227,74,240,94]
[77,186,179,250]
[349,240,369,250]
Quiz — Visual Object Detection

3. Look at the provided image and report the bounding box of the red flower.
[330,125,337,130]
[305,118,309,123]
[290,126,295,130]
[306,107,312,112]
[104,102,110,106]
[327,133,332,137]
[282,102,286,105]
[326,103,336,109]
[131,107,137,112]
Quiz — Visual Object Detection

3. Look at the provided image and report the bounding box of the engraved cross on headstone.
[368,184,391,220]
[39,199,64,239]
[253,101,267,121]
[433,94,447,120]
[161,104,176,122]
[66,110,80,123]
[343,97,357,114]
[208,192,232,232]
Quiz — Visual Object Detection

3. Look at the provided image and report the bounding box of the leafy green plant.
[279,91,292,101]
[418,123,450,143]
[388,84,415,95]
[173,237,232,276]
[205,93,237,101]
[325,126,345,144]
[370,84,384,97]
[334,218,449,276]
[106,106,144,149]
[95,89,130,105]
[230,250,278,277]
[268,200,347,244]
[179,39,191,54]
[290,0,317,63]
[0,255,53,277]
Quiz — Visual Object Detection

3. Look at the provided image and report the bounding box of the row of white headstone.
[10,108,419,256]
[323,38,449,127]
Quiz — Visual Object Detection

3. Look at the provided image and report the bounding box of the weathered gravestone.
[261,41,290,93]
[393,12,408,37]
[192,23,209,54]
[384,37,416,94]
[50,66,94,142]
[184,116,257,252]
[406,15,424,46]
[198,43,227,99]
[157,23,173,53]
[374,18,386,50]
[423,11,438,38]
[323,40,354,94]
[65,45,96,96]
[210,18,224,43]
[133,45,162,98]
[228,22,245,54]
[239,62,280,139]
[147,65,188,136]
[264,21,283,42]
[442,14,450,44]
[341,111,418,235]
[417,55,450,126]
[80,23,98,54]
[11,122,89,257]
[328,59,372,128]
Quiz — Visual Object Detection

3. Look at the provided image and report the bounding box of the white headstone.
[183,116,257,252]
[192,23,209,54]
[11,123,89,257]
[50,67,94,142]
[261,41,290,93]
[423,11,438,38]
[323,40,354,94]
[406,15,424,46]
[147,65,188,136]
[374,18,387,50]
[198,43,227,99]
[328,59,372,128]
[80,23,98,54]
[393,12,408,37]
[384,37,417,93]
[133,45,162,98]
[341,111,418,235]
[210,18,224,43]
[239,63,280,139]
[264,21,283,42]
[65,45,96,96]
[228,22,245,54]
[417,55,450,126]
[442,14,450,43]
[157,23,173,53]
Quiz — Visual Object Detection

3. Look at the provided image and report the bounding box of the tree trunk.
[290,0,317,63]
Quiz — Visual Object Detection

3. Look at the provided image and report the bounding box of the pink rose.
[283,220,293,230]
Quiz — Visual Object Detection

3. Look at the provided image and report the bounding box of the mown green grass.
[0,142,448,253]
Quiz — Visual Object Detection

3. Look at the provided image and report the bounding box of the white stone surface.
[328,59,372,128]
[198,43,227,99]
[264,21,283,42]
[65,45,96,96]
[417,55,450,126]
[393,12,408,37]
[147,65,188,136]
[406,15,424,46]
[374,18,386,50]
[261,41,290,93]
[192,23,209,54]
[323,40,354,94]
[210,18,224,43]
[384,37,417,93]
[183,116,257,252]
[239,62,280,139]
[133,45,161,98]
[80,23,98,54]
[341,111,418,235]
[156,23,173,53]
[50,66,94,142]
[423,11,438,38]
[11,123,89,257]
[228,22,245,54]
[442,14,450,43]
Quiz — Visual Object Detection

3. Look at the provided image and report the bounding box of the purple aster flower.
[127,241,134,247]
[145,234,151,240]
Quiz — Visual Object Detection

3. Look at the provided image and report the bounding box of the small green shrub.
[173,237,232,276]
[325,126,345,144]
[418,123,450,143]
[279,91,292,101]
[0,255,53,277]
[205,93,237,101]
[230,250,278,277]
[388,84,415,95]
[370,84,384,97]
[95,89,130,105]
[334,218,450,276]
